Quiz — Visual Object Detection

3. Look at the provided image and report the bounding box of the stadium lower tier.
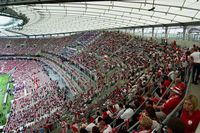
[0,59,71,132]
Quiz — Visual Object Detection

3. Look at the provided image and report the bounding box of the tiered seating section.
[0,60,66,132]
[0,31,196,133]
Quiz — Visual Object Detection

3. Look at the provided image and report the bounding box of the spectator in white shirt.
[116,103,125,118]
[190,48,200,85]
[86,123,96,133]
[95,111,102,125]
[85,118,96,133]
[99,119,112,133]
[120,105,134,120]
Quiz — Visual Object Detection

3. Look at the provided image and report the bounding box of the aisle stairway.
[189,84,200,108]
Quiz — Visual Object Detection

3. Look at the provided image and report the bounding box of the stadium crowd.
[0,31,200,133]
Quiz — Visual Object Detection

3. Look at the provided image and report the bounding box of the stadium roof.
[0,0,200,37]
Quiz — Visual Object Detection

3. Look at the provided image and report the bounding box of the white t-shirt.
[103,125,112,133]
[120,108,134,120]
[117,108,125,118]
[106,110,113,118]
[168,71,175,81]
[152,120,161,130]
[114,104,120,111]
[191,52,200,63]
[95,116,102,124]
[85,123,96,132]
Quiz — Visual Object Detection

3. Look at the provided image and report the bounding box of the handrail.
[127,86,162,132]
[127,65,191,133]
[156,81,174,106]
[156,67,184,106]
[110,71,154,127]
[110,74,143,127]
[127,121,139,132]
[111,73,160,130]
[156,66,192,132]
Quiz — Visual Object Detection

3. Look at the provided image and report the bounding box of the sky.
[0,15,23,31]
[0,16,12,26]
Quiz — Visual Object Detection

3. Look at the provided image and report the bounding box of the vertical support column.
[165,26,168,39]
[142,27,144,37]
[126,29,128,34]
[133,28,135,34]
[152,27,154,37]
[183,26,187,40]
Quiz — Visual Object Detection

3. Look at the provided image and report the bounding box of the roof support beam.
[125,1,199,11]
[0,0,117,6]
[5,29,29,37]
[180,0,187,10]
[114,21,200,29]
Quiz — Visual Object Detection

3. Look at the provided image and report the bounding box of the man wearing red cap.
[154,86,183,121]
[175,78,186,92]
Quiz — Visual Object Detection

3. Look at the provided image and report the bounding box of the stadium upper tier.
[0,0,200,36]
[0,31,100,55]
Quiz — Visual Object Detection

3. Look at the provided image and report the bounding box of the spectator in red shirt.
[102,108,108,120]
[181,95,200,133]
[162,76,171,88]
[60,120,67,133]
[107,105,117,114]
[157,75,171,97]
[154,86,183,121]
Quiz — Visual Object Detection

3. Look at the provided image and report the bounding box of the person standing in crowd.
[180,95,200,133]
[190,47,200,85]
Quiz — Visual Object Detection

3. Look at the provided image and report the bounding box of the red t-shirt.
[181,109,200,133]
[176,82,186,92]
[161,80,171,94]
[162,95,181,115]
[163,80,171,88]
[89,117,95,123]
[102,111,108,119]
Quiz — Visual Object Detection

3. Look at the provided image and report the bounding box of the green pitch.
[0,74,14,126]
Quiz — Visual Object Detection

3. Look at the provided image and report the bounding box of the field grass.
[0,74,14,126]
